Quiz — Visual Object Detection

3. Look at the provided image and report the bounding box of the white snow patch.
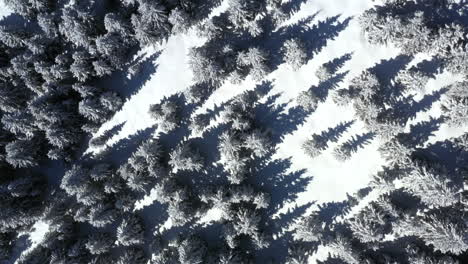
[28,220,49,247]
[198,207,223,225]
[0,0,12,19]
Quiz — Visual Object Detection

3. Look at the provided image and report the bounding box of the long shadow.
[381,88,447,125]
[89,121,126,148]
[320,120,355,143]
[256,200,316,263]
[90,125,158,166]
[281,0,309,16]
[252,154,312,216]
[92,52,161,101]
[322,52,353,74]
[370,55,413,101]
[264,14,351,71]
[413,57,444,78]
[406,88,448,119]
[254,96,309,143]
[314,71,348,101]
[339,132,376,153]
[412,140,468,173]
[269,202,315,237]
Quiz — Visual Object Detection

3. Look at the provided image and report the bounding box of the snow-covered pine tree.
[116,214,145,246]
[169,142,204,173]
[282,38,307,71]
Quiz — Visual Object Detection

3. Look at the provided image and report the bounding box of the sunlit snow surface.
[87,0,468,262]
[0,0,12,19]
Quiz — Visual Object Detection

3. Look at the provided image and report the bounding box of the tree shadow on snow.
[264,14,352,71]
[314,71,348,102]
[89,125,158,166]
[92,52,161,101]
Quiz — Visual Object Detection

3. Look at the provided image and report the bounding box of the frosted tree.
[117,247,147,264]
[315,53,352,81]
[406,245,459,264]
[231,208,262,237]
[149,98,180,133]
[441,81,468,127]
[293,213,324,242]
[400,165,460,208]
[178,235,208,264]
[242,130,271,158]
[189,113,211,135]
[368,167,400,194]
[330,88,353,105]
[88,204,118,227]
[348,202,391,243]
[61,165,90,197]
[237,47,270,81]
[189,47,226,84]
[183,82,215,104]
[104,12,133,40]
[169,8,192,34]
[218,131,248,184]
[285,244,312,264]
[1,111,37,139]
[95,33,129,67]
[302,134,327,158]
[297,88,320,112]
[92,59,114,77]
[129,138,164,173]
[70,51,95,82]
[37,13,59,37]
[119,163,154,193]
[90,254,114,264]
[0,26,29,48]
[227,0,265,33]
[349,70,379,99]
[116,214,145,246]
[59,5,99,50]
[169,143,204,173]
[5,139,40,168]
[79,92,122,125]
[282,38,307,70]
[216,248,251,264]
[131,0,171,46]
[79,98,108,123]
[395,67,430,92]
[328,235,361,264]
[221,103,254,131]
[399,217,468,254]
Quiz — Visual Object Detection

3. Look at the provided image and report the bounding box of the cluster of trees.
[293,130,468,263]
[289,1,468,262]
[185,0,311,105]
[0,0,225,166]
[0,0,226,259]
[6,0,468,262]
[359,0,468,129]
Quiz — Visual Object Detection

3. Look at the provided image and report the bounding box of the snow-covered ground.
[95,0,399,211]
[0,0,12,19]
[89,0,467,230]
[2,0,460,262]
